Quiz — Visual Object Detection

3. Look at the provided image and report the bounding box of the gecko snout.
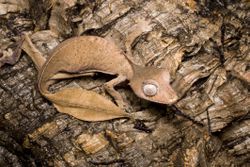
[141,79,178,104]
[129,67,178,104]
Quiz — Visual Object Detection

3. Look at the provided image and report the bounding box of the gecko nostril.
[143,84,158,96]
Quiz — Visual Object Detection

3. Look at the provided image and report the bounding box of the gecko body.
[39,36,133,94]
[22,34,178,121]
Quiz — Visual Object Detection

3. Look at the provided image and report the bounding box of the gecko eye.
[142,80,158,96]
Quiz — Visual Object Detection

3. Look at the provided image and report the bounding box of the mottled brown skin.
[23,34,178,110]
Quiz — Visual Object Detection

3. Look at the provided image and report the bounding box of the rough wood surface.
[0,0,249,166]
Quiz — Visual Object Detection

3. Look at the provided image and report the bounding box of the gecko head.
[129,66,178,104]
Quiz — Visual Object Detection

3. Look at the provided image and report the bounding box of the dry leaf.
[47,87,129,121]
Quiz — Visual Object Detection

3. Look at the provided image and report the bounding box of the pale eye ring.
[142,81,158,96]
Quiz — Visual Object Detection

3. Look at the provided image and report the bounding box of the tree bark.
[0,0,249,166]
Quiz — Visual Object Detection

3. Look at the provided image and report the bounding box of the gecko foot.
[115,99,133,112]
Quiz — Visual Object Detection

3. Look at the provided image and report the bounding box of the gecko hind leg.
[51,72,95,80]
[51,69,112,80]
[104,75,130,111]
[21,33,46,70]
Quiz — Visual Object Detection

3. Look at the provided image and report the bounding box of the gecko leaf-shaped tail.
[21,33,129,121]
[44,87,129,121]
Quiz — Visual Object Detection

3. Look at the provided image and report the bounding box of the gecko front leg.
[104,75,130,111]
